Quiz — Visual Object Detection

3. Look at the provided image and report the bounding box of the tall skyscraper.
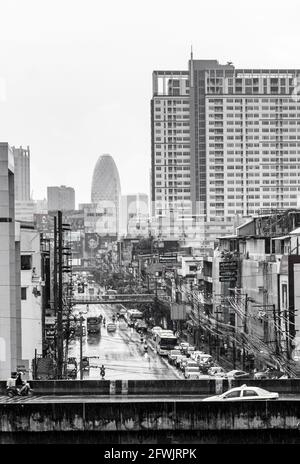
[47,185,75,212]
[12,145,35,222]
[151,57,300,243]
[91,154,121,235]
[0,143,22,379]
[151,71,191,216]
[12,146,30,201]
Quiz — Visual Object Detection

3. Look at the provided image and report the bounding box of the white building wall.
[20,228,42,364]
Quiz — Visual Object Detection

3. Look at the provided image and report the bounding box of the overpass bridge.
[1,380,300,443]
[72,294,156,305]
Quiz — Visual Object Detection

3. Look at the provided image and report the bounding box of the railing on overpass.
[72,294,156,305]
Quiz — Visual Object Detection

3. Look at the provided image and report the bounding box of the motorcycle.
[7,383,32,398]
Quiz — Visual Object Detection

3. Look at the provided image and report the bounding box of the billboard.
[219,261,237,282]
[170,303,187,320]
[67,216,84,230]
[85,233,101,253]
[34,214,53,232]
[69,231,83,256]
[219,261,238,271]
[159,254,177,263]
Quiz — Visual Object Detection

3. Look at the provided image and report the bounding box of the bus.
[126,309,143,327]
[87,316,101,334]
[154,331,178,356]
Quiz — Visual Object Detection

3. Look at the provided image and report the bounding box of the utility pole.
[285,309,290,358]
[53,216,58,363]
[57,211,64,379]
[273,304,280,355]
[79,315,84,380]
[242,294,248,370]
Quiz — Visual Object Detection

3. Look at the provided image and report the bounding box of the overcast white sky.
[1,0,300,206]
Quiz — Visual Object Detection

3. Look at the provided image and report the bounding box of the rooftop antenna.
[190,45,194,87]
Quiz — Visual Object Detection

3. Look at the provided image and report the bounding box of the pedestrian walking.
[100,364,105,379]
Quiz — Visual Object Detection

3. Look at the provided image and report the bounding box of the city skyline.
[2,0,300,206]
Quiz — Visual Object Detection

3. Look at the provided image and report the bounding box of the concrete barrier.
[1,378,300,396]
[0,380,111,395]
[127,379,218,395]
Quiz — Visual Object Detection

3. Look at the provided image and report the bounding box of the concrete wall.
[1,400,300,435]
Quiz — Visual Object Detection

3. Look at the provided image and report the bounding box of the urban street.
[69,303,179,380]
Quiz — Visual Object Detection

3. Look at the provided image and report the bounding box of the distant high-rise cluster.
[151,57,300,243]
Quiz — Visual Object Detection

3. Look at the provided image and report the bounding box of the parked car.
[254,368,285,380]
[179,342,190,351]
[196,354,213,367]
[191,351,205,360]
[181,359,199,372]
[184,366,201,379]
[151,326,162,335]
[167,349,182,364]
[226,370,250,379]
[175,355,188,369]
[182,345,195,356]
[107,323,117,333]
[208,366,226,377]
[202,384,279,402]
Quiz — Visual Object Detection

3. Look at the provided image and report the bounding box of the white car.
[151,326,162,334]
[184,367,201,379]
[191,351,205,360]
[208,366,226,377]
[202,384,279,402]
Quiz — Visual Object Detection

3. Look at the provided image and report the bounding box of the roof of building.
[236,219,254,230]
[290,227,300,235]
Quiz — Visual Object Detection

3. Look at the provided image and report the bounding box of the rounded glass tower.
[91,154,121,235]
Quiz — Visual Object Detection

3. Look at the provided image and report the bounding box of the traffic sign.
[159,255,177,263]
[219,270,237,277]
[219,261,238,271]
[219,276,237,282]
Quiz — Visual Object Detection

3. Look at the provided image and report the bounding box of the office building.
[34,199,48,214]
[0,143,22,379]
[151,57,300,243]
[12,146,30,201]
[120,193,149,236]
[47,185,75,212]
[12,146,35,222]
[91,154,121,235]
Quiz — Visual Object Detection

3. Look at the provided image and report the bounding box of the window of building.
[21,255,32,270]
[21,287,27,300]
